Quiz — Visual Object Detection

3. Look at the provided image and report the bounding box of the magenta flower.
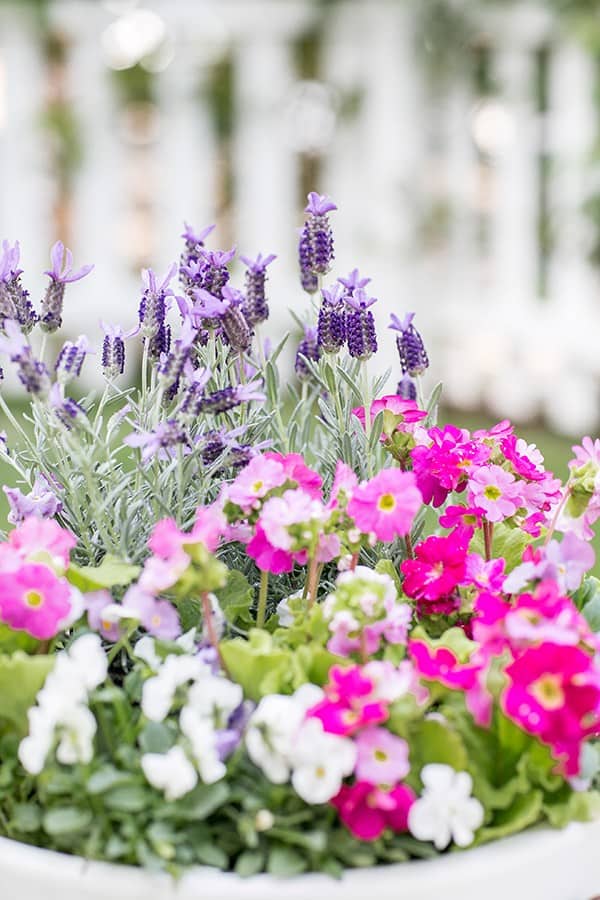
[0,563,72,639]
[4,517,76,574]
[464,554,506,592]
[439,504,484,530]
[331,780,415,841]
[308,665,389,736]
[409,640,492,727]
[401,528,469,611]
[411,425,490,507]
[347,469,422,542]
[355,726,410,785]
[328,460,359,509]
[468,464,523,523]
[245,522,295,574]
[502,642,600,775]
[352,394,426,437]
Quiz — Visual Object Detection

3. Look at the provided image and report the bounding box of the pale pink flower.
[225,455,287,512]
[4,517,76,574]
[347,469,422,542]
[355,726,410,785]
[468,465,522,523]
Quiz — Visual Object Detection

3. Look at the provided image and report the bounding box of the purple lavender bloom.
[298,191,337,292]
[390,312,429,377]
[193,286,251,353]
[55,335,90,384]
[179,223,216,292]
[240,252,276,327]
[101,321,138,380]
[317,283,346,354]
[397,373,417,401]
[0,320,51,396]
[138,264,176,359]
[158,317,197,395]
[3,473,62,525]
[338,268,372,296]
[345,289,378,360]
[178,361,212,420]
[122,586,181,640]
[294,324,320,378]
[49,384,86,430]
[40,241,93,333]
[125,419,189,464]
[181,222,215,251]
[0,241,36,332]
[200,426,246,467]
[198,381,265,415]
[181,247,235,300]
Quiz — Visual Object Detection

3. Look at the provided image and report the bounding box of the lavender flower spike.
[40,241,94,333]
[49,384,86,430]
[139,264,177,360]
[179,223,216,292]
[124,419,189,464]
[0,320,51,397]
[295,324,320,378]
[397,373,417,401]
[4,473,62,525]
[101,321,138,380]
[198,381,266,415]
[317,283,346,354]
[181,222,216,249]
[158,317,198,395]
[0,241,36,332]
[55,335,91,384]
[240,252,276,327]
[193,286,251,353]
[181,247,235,299]
[345,289,378,360]
[338,268,371,297]
[298,191,337,293]
[389,312,429,377]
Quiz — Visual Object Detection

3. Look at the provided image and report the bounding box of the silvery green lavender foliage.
[0,200,434,573]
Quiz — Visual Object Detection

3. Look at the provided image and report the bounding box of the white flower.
[245,695,306,783]
[67,634,108,690]
[141,654,210,722]
[408,765,484,850]
[176,628,198,653]
[276,591,303,627]
[180,706,226,784]
[289,718,356,804]
[18,706,56,774]
[55,705,97,765]
[141,746,198,800]
[187,675,243,729]
[57,586,86,630]
[134,636,161,670]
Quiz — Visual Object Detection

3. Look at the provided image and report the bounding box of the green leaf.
[543,789,600,828]
[215,570,254,624]
[267,845,308,876]
[167,781,230,821]
[0,625,39,655]
[0,652,54,734]
[572,575,600,613]
[235,850,265,877]
[474,790,543,845]
[581,578,600,631]
[195,842,228,869]
[104,785,149,812]
[220,633,291,701]
[374,559,404,596]
[11,803,42,833]
[86,766,136,795]
[67,555,140,592]
[407,718,468,782]
[43,807,93,836]
[469,521,527,573]
[138,722,175,755]
[177,597,201,633]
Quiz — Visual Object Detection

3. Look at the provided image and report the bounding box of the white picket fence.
[0,0,599,435]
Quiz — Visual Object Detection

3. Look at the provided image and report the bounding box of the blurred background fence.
[1,0,600,434]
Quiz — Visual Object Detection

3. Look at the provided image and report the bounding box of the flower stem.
[483,520,494,561]
[306,556,320,608]
[201,591,222,663]
[361,362,373,476]
[405,531,414,559]
[544,486,571,547]
[256,570,269,628]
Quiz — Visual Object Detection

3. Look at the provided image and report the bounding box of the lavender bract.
[240,253,276,327]
[3,473,62,525]
[55,336,90,384]
[345,290,378,360]
[317,284,346,354]
[298,192,337,292]
[390,312,429,377]
[193,287,251,353]
[0,241,37,332]
[101,322,137,380]
[40,241,93,333]
[295,324,320,378]
[138,265,176,359]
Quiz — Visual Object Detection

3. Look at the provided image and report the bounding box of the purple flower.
[298,191,336,292]
[345,289,378,360]
[193,287,251,353]
[86,590,122,641]
[317,284,346,354]
[181,247,235,299]
[3,473,62,525]
[40,241,93,333]
[389,312,429,377]
[125,419,189,464]
[197,380,265,415]
[101,321,138,380]
[178,361,212,419]
[0,321,51,396]
[0,241,36,332]
[397,373,417,401]
[181,222,215,250]
[338,268,371,295]
[179,223,216,293]
[240,252,276,327]
[55,335,90,384]
[504,533,596,594]
[49,384,86,429]
[294,324,320,378]
[122,586,181,640]
[138,264,176,361]
[158,317,197,395]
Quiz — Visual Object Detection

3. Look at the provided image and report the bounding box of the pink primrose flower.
[123,586,181,640]
[259,489,327,551]
[355,727,410,785]
[410,425,490,508]
[409,640,492,726]
[464,554,506,592]
[225,455,288,513]
[401,528,469,611]
[569,436,600,470]
[331,780,415,841]
[500,434,546,482]
[263,451,323,499]
[439,504,484,530]
[0,563,73,639]
[5,517,76,574]
[328,461,359,509]
[308,665,389,736]
[352,395,426,438]
[347,469,422,542]
[246,522,295,574]
[468,465,523,523]
[502,642,600,775]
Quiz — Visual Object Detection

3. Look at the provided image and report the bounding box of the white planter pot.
[2,819,600,900]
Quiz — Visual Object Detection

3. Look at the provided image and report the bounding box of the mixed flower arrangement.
[0,194,599,878]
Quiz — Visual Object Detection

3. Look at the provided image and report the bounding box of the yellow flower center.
[484,485,501,501]
[374,749,388,762]
[377,493,396,512]
[315,765,326,778]
[24,590,43,608]
[252,480,264,493]
[530,674,564,710]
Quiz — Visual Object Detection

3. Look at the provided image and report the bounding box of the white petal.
[141,746,197,800]
[421,763,455,792]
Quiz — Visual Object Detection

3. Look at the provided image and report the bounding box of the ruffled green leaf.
[67,555,140,592]
[0,652,54,734]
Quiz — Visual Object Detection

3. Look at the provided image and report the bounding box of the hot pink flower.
[263,452,323,499]
[502,642,600,775]
[225,455,288,513]
[464,554,506,592]
[409,640,492,726]
[411,425,490,507]
[352,395,426,436]
[332,780,415,840]
[500,434,546,482]
[355,727,410,785]
[468,465,523,523]
[308,665,389,735]
[246,522,295,574]
[4,517,76,574]
[401,528,469,612]
[439,504,484,530]
[0,563,73,639]
[347,469,422,542]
